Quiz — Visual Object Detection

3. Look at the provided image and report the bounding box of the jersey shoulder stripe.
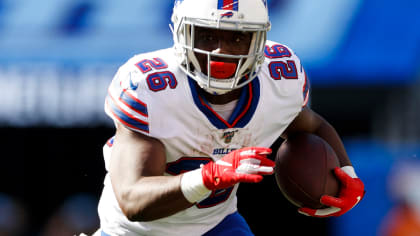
[104,48,179,136]
[119,89,148,117]
[104,51,164,135]
[105,91,149,134]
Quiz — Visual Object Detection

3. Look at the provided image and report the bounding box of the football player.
[96,0,365,235]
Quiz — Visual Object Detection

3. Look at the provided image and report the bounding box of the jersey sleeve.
[264,40,310,108]
[291,45,310,108]
[301,67,310,107]
[104,64,150,135]
[283,43,310,108]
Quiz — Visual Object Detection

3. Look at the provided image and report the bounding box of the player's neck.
[200,87,242,105]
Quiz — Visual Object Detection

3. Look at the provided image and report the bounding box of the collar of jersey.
[188,77,260,129]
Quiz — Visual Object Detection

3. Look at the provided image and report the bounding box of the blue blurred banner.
[316,0,420,85]
[0,0,419,126]
[0,0,418,84]
[268,0,420,85]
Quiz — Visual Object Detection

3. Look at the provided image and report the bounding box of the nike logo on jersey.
[128,73,139,90]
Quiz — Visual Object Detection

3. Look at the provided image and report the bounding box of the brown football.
[274,133,341,209]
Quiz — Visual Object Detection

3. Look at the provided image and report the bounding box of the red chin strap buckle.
[210,61,237,79]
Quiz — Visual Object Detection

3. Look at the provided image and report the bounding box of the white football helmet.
[171,0,271,94]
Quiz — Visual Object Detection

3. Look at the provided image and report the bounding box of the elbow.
[119,202,141,222]
[122,207,159,222]
[123,209,146,222]
[127,214,157,222]
[116,193,158,222]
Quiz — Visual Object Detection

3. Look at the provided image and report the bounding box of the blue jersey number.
[146,71,178,91]
[269,61,298,80]
[166,157,234,209]
[264,44,292,58]
[135,57,178,92]
[265,44,298,80]
[136,58,168,73]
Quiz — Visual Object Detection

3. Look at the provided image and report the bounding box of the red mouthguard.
[210,61,237,79]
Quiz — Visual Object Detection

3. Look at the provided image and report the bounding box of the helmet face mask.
[171,0,270,95]
[193,26,253,78]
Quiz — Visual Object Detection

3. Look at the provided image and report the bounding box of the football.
[274,133,340,209]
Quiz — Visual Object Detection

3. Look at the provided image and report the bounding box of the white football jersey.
[98,40,309,236]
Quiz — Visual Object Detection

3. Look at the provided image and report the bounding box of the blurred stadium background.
[0,0,419,235]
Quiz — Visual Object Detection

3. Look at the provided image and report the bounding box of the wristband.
[180,169,211,203]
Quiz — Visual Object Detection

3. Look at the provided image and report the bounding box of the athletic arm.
[281,106,352,167]
[109,122,193,222]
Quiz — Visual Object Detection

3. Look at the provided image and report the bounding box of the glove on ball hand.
[298,166,365,217]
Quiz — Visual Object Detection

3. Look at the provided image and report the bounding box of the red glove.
[298,166,365,217]
[201,147,275,190]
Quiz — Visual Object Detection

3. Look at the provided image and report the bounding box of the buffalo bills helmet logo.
[221,11,234,19]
